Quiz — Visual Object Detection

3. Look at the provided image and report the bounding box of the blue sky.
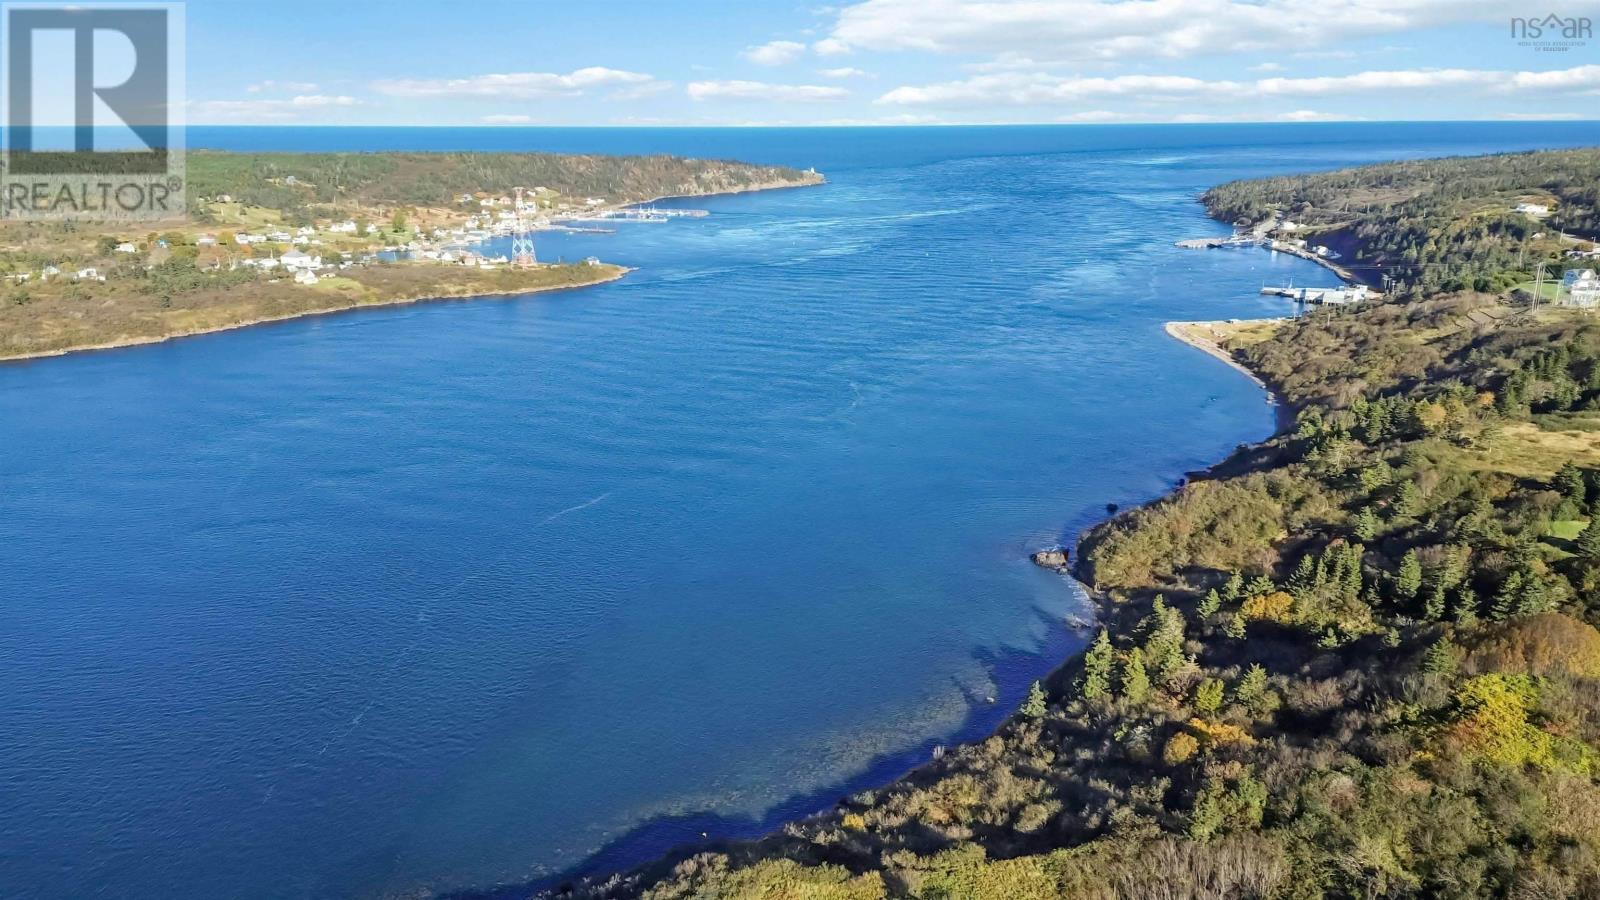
[183,0,1600,125]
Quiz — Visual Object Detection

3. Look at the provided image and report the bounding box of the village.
[0,186,682,291]
[1178,197,1600,310]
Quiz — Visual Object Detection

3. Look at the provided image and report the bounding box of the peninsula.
[0,151,822,360]
[526,148,1600,899]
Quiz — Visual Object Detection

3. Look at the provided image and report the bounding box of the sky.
[179,0,1600,126]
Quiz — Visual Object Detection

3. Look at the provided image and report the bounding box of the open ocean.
[3,122,1599,899]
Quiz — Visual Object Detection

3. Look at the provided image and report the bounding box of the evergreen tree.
[1079,630,1114,701]
[1396,550,1423,601]
[1020,680,1047,719]
[1120,648,1151,706]
[1142,598,1188,686]
[1244,574,1275,599]
[1393,480,1422,518]
[1198,588,1222,620]
[1220,572,1244,605]
[1224,613,1247,639]
[1578,517,1600,560]
[1233,664,1275,717]
[1423,582,1446,621]
[1556,461,1587,507]
[1422,636,1459,676]
[1193,677,1224,715]
[1453,586,1479,627]
[1354,506,1379,542]
[1288,555,1318,595]
[1491,571,1522,620]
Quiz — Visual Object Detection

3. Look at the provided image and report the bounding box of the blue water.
[3,123,1599,900]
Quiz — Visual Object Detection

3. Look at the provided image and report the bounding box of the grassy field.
[0,261,625,361]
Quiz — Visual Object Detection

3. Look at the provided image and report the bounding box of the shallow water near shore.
[4,123,1600,899]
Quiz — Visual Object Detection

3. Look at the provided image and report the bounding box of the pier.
[1175,235,1266,249]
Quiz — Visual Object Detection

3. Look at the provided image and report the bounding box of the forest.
[184,151,818,223]
[528,151,1600,899]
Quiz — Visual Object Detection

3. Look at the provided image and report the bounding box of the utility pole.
[511,187,537,268]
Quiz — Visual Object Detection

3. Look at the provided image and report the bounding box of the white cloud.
[879,73,1238,106]
[687,80,850,102]
[1497,111,1586,120]
[192,95,358,121]
[247,80,319,93]
[742,40,807,66]
[1275,109,1351,121]
[824,0,1507,61]
[373,67,656,99]
[482,114,533,124]
[819,67,871,79]
[1251,62,1284,72]
[878,64,1600,106]
[813,37,852,56]
[1057,109,1132,122]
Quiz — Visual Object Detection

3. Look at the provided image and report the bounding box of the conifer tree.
[1142,598,1188,686]
[1020,680,1047,719]
[1220,572,1244,605]
[1422,637,1458,676]
[1453,586,1479,627]
[1120,648,1150,706]
[1354,506,1379,542]
[1193,677,1224,715]
[1198,588,1222,620]
[1393,480,1422,518]
[1556,461,1587,506]
[1577,517,1600,560]
[1423,582,1446,621]
[1396,550,1423,601]
[1079,629,1114,701]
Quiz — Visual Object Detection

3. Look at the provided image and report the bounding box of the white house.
[74,267,103,281]
[293,268,320,285]
[266,230,292,243]
[40,265,60,279]
[1562,269,1600,308]
[364,223,379,234]
[114,242,138,253]
[1515,202,1552,218]
[279,249,321,271]
[328,220,357,234]
[196,234,218,247]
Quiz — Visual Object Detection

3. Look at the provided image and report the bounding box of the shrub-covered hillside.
[185,151,819,222]
[1201,148,1600,295]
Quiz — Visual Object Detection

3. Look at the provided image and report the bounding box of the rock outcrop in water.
[1029,547,1069,570]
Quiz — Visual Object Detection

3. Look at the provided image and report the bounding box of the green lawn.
[1515,279,1564,302]
[1549,519,1586,540]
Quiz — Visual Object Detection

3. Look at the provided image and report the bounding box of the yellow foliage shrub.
[1441,674,1594,774]
[1240,591,1295,623]
[1164,732,1200,765]
[1186,717,1257,750]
